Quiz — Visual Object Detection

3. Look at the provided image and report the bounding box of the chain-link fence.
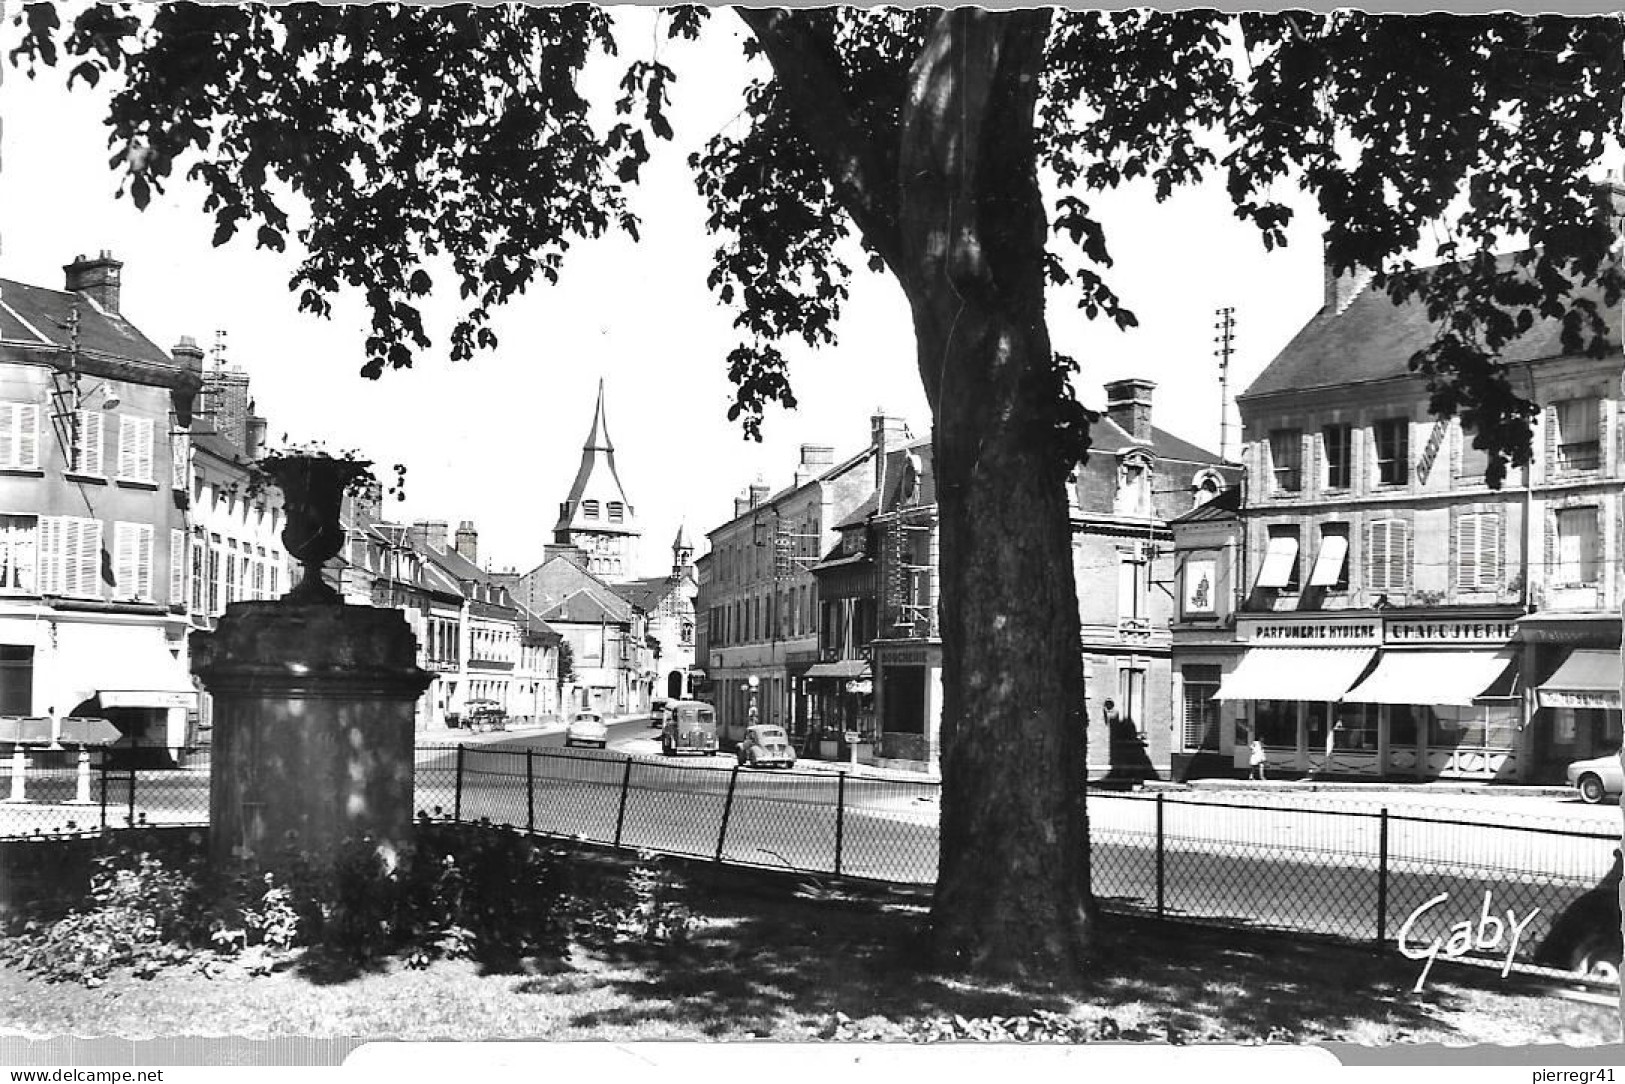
[3,741,1617,980]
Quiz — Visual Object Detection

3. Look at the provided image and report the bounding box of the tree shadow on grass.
[551,870,1565,1042]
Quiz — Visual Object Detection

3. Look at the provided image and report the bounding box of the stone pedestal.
[192,602,432,867]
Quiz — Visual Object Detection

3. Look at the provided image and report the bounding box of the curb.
[1140,778,1580,800]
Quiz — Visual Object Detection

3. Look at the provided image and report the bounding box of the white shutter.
[0,404,17,469]
[69,518,102,598]
[136,417,154,482]
[1456,515,1480,592]
[137,524,153,599]
[36,517,62,594]
[75,410,104,475]
[114,522,136,598]
[170,528,185,608]
[18,404,38,471]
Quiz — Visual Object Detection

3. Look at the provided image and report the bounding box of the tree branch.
[734,7,903,272]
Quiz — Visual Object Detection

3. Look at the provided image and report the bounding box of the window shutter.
[136,418,154,482]
[1364,521,1381,591]
[18,404,38,471]
[1395,520,1412,590]
[1456,515,1479,592]
[137,525,153,599]
[0,404,16,469]
[114,522,136,598]
[75,410,104,475]
[1482,513,1502,589]
[37,517,61,594]
[170,529,186,608]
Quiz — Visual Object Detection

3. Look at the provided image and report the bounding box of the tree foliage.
[9,5,1621,472]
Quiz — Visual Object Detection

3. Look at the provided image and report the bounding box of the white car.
[565,711,608,749]
[1567,752,1624,804]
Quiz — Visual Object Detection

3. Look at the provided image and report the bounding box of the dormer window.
[583,500,600,519]
[608,501,624,523]
[1114,452,1153,517]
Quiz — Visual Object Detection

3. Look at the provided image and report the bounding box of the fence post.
[715,765,740,863]
[1155,793,1165,918]
[834,772,846,877]
[453,745,465,823]
[613,757,633,848]
[127,737,137,827]
[99,750,108,831]
[525,748,535,834]
[1376,806,1389,949]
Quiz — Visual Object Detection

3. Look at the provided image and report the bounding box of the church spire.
[553,378,640,579]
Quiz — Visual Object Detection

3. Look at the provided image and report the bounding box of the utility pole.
[1213,306,1236,461]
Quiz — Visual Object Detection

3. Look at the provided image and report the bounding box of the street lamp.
[747,674,760,728]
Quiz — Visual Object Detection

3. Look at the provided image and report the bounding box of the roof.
[1089,414,1229,467]
[1169,485,1242,524]
[1242,252,1620,400]
[555,378,638,537]
[541,587,631,626]
[613,574,677,612]
[835,492,879,530]
[0,276,173,370]
[708,443,874,539]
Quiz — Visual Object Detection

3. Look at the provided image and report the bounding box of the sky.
[0,6,1336,579]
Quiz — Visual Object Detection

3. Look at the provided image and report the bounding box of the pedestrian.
[1249,738,1267,781]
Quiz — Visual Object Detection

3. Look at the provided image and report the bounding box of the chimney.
[794,443,835,486]
[245,415,268,460]
[203,369,251,450]
[1104,379,1155,443]
[455,520,479,564]
[63,251,123,315]
[734,494,751,518]
[871,411,910,491]
[748,479,771,508]
[169,337,205,427]
[409,519,448,552]
[1322,237,1373,315]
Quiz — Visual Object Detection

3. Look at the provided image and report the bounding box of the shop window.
[1374,418,1410,485]
[1428,704,1518,750]
[1390,704,1421,747]
[1554,507,1599,586]
[1334,702,1377,751]
[0,645,32,715]
[1257,526,1301,591]
[1554,398,1601,472]
[1180,665,1221,750]
[882,665,926,734]
[1309,524,1350,590]
[1321,424,1353,489]
[1269,429,1303,493]
[1253,699,1296,748]
[1305,701,1331,751]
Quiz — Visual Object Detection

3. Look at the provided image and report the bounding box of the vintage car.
[650,698,669,728]
[660,700,718,756]
[565,710,608,749]
[464,699,507,733]
[736,724,797,769]
[1566,752,1623,804]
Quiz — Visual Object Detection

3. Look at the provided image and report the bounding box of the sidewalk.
[1141,777,1579,800]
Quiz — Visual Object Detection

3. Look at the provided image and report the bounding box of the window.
[1253,699,1296,747]
[1180,665,1222,750]
[1454,512,1502,592]
[1365,518,1411,592]
[1257,526,1301,591]
[1428,704,1518,751]
[70,410,104,475]
[608,502,624,524]
[1117,668,1146,736]
[207,535,222,614]
[37,516,102,598]
[1321,424,1353,489]
[1554,398,1601,471]
[0,403,40,471]
[1459,424,1491,482]
[1309,523,1350,590]
[254,547,266,599]
[169,528,185,609]
[113,522,154,600]
[225,540,239,603]
[116,415,154,482]
[1118,550,1149,623]
[1334,703,1377,752]
[269,561,280,597]
[1555,507,1600,586]
[0,516,37,591]
[190,533,205,612]
[1374,418,1410,485]
[1269,429,1303,493]
[582,500,600,519]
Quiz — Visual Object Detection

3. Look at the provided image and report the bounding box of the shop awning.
[1537,648,1620,710]
[54,624,197,714]
[1212,647,1375,701]
[1342,648,1518,707]
[1255,534,1300,589]
[1308,534,1348,587]
[804,660,871,680]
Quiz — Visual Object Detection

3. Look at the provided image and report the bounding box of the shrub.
[583,853,695,948]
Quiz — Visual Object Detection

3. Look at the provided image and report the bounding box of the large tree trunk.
[897,10,1094,981]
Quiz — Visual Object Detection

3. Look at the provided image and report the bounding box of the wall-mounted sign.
[1415,417,1450,483]
[1242,620,1380,645]
[1184,557,1217,615]
[1538,689,1621,710]
[1385,620,1517,644]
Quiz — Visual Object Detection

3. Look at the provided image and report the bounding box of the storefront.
[1218,613,1523,779]
[802,658,872,745]
[1519,614,1622,783]
[870,639,941,768]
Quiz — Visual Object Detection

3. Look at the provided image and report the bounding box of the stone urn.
[258,453,370,605]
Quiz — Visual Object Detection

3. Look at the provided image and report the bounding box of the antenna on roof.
[1214,306,1236,462]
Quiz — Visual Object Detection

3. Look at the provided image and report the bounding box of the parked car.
[1566,752,1623,804]
[565,710,608,749]
[660,700,718,756]
[650,698,669,728]
[465,699,506,733]
[736,724,796,769]
[1536,850,1622,984]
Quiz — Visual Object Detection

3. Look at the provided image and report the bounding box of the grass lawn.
[0,861,1617,1045]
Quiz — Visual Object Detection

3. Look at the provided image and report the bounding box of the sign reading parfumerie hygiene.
[1243,620,1380,644]
[1385,620,1518,644]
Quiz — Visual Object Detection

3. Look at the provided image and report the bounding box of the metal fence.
[3,741,1618,980]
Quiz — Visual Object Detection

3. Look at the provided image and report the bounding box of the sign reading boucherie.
[1385,620,1518,644]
